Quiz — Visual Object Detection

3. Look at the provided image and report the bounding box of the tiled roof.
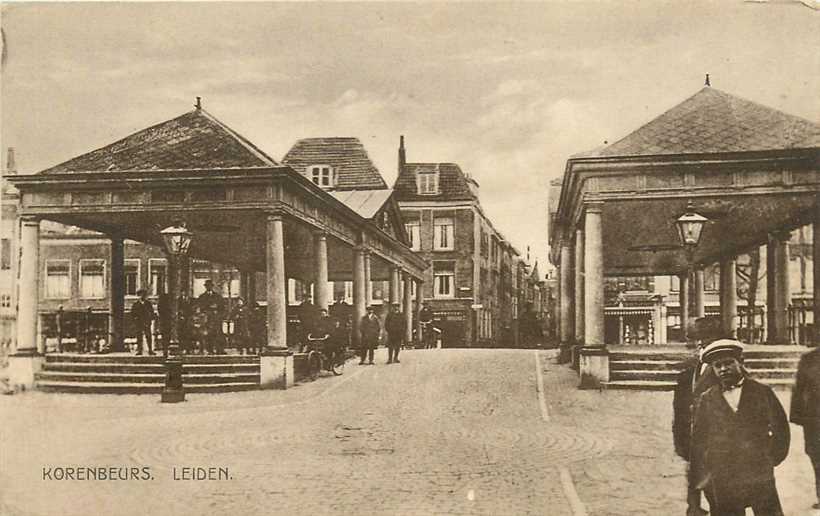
[587,87,820,158]
[331,189,393,219]
[40,108,278,174]
[281,137,387,190]
[393,162,475,201]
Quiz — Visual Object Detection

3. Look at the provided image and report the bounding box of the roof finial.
[705,74,710,87]
[195,96,202,110]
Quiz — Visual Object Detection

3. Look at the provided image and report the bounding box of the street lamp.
[160,222,192,403]
[675,202,708,342]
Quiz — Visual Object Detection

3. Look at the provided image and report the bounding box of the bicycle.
[305,333,345,378]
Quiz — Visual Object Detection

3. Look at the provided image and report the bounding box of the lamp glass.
[160,225,192,256]
[675,212,707,247]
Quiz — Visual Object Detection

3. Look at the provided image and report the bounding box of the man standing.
[198,279,225,354]
[385,302,404,364]
[359,305,380,365]
[418,303,434,349]
[690,340,790,516]
[130,289,156,355]
[791,345,820,510]
[672,318,721,516]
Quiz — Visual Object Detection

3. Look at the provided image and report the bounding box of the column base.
[570,344,584,371]
[8,352,44,391]
[557,342,573,364]
[260,348,294,389]
[579,346,610,389]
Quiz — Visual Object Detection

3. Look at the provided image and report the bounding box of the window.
[309,165,334,188]
[417,173,439,195]
[148,259,167,296]
[405,220,421,251]
[124,259,141,297]
[433,217,454,251]
[1,238,10,270]
[433,262,455,298]
[79,259,106,299]
[480,230,489,258]
[0,294,11,308]
[45,260,71,299]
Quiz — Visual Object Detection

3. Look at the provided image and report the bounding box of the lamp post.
[675,202,708,341]
[160,222,192,403]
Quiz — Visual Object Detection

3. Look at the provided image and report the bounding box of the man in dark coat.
[691,340,790,516]
[672,318,722,516]
[790,346,820,510]
[130,289,156,355]
[384,303,405,364]
[418,303,434,349]
[359,306,381,365]
[197,280,225,354]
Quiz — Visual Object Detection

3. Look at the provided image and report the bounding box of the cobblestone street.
[1,348,816,516]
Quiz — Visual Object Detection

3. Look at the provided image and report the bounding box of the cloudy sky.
[2,2,819,269]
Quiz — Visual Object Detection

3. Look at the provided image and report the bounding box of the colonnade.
[10,213,424,388]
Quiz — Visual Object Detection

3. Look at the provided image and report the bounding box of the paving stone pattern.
[0,348,816,516]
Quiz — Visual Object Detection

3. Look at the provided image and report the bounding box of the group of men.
[673,319,820,516]
[130,279,232,355]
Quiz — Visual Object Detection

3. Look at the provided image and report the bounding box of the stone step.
[609,349,806,362]
[41,362,259,374]
[610,360,685,371]
[603,377,794,391]
[36,381,259,394]
[36,371,259,385]
[44,354,259,365]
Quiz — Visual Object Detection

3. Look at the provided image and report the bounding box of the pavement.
[0,347,816,516]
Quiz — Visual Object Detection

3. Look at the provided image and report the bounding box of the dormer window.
[417,172,439,195]
[309,165,335,188]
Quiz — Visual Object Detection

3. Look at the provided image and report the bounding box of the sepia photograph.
[1,2,819,515]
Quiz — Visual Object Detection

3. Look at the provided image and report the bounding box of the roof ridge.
[708,87,820,127]
[198,109,278,166]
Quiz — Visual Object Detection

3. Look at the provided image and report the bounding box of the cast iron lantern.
[675,202,708,249]
[160,221,192,403]
[160,222,192,256]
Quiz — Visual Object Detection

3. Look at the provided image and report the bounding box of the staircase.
[604,347,807,391]
[36,354,260,394]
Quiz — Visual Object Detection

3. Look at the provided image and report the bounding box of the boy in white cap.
[690,339,790,516]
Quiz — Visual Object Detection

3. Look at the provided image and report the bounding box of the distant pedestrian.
[130,289,156,355]
[418,303,434,349]
[690,340,790,516]
[359,306,380,365]
[790,345,820,510]
[230,297,251,354]
[385,302,404,364]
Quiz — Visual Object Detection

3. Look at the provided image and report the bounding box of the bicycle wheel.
[330,351,344,376]
[306,350,322,379]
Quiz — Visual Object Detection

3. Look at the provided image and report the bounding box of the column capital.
[20,215,41,226]
[583,201,604,215]
[769,230,791,242]
[265,211,284,223]
[312,230,328,241]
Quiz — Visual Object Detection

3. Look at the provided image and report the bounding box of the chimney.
[195,96,202,110]
[398,135,406,175]
[705,74,711,87]
[5,148,16,175]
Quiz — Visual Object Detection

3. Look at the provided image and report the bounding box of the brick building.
[393,137,533,347]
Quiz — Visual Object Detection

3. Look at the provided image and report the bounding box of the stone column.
[389,266,401,306]
[580,202,608,388]
[814,202,820,345]
[261,214,293,389]
[313,232,329,311]
[10,217,44,389]
[679,273,690,341]
[720,258,737,338]
[766,238,776,343]
[574,228,585,343]
[352,246,367,348]
[415,278,424,347]
[364,251,372,307]
[584,203,604,346]
[404,273,413,345]
[559,244,574,344]
[108,233,125,352]
[774,231,790,344]
[694,269,705,319]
